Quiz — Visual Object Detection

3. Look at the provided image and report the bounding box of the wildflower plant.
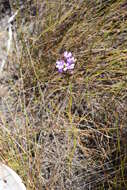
[56,51,76,73]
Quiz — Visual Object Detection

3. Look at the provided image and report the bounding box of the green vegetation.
[0,0,127,189]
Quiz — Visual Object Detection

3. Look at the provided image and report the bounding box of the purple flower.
[67,57,76,65]
[66,62,75,70]
[64,51,72,59]
[56,51,76,73]
[56,60,65,73]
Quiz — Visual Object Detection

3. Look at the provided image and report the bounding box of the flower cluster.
[56,51,76,73]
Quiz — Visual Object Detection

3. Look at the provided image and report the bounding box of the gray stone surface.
[0,1,17,122]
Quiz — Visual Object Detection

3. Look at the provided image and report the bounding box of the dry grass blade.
[0,0,127,189]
